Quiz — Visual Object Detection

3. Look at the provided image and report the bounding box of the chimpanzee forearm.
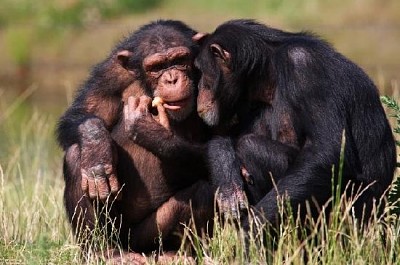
[128,116,207,165]
[57,108,105,150]
[207,136,243,188]
[57,59,131,201]
[205,136,248,217]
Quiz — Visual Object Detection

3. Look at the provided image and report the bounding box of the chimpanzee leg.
[235,134,299,205]
[63,144,121,251]
[207,135,299,217]
[128,180,215,252]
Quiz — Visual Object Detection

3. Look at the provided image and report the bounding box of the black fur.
[195,19,396,226]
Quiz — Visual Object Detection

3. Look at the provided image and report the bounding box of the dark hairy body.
[194,19,396,227]
[57,20,215,260]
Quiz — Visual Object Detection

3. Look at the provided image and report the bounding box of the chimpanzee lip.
[163,97,190,110]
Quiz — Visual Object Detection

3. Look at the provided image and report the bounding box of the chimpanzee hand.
[124,96,170,135]
[216,179,249,220]
[78,118,120,201]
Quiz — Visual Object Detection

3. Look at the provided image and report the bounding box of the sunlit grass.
[179,187,400,264]
[0,91,80,264]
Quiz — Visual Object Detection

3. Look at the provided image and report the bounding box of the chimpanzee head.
[193,31,237,127]
[115,20,199,122]
[194,20,278,127]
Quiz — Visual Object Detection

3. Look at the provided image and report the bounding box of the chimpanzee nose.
[165,72,178,85]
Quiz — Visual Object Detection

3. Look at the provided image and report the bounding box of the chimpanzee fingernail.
[248,175,254,185]
[104,164,112,175]
[243,174,254,185]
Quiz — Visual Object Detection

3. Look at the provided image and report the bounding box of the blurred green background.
[0,0,399,115]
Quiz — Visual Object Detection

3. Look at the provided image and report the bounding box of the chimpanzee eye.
[149,63,166,73]
[173,57,190,67]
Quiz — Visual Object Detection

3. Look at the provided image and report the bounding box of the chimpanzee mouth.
[163,97,191,110]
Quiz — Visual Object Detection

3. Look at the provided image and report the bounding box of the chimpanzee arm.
[123,96,207,163]
[132,120,207,162]
[57,57,135,201]
[206,136,248,218]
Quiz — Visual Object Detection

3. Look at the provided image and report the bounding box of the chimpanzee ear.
[116,50,133,69]
[210,44,230,64]
[192,32,209,43]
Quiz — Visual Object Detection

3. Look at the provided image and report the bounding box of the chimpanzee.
[193,19,396,227]
[57,20,216,261]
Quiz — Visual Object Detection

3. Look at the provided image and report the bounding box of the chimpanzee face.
[195,41,233,127]
[142,45,196,121]
[117,31,198,122]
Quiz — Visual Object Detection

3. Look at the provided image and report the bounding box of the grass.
[0,89,400,264]
[182,190,400,264]
[0,91,81,264]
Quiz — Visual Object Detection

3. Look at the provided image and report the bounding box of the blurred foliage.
[4,27,32,65]
[0,0,163,29]
[0,0,398,106]
[381,96,400,215]
[0,0,162,53]
[0,0,163,93]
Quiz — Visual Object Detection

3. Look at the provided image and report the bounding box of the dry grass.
[0,88,400,264]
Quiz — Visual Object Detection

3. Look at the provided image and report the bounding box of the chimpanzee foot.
[103,249,146,265]
[104,250,195,265]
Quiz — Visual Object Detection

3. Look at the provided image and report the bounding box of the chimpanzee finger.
[103,164,120,198]
[240,166,254,185]
[227,194,240,219]
[87,174,97,199]
[139,95,152,105]
[123,104,130,131]
[124,96,140,131]
[95,177,110,201]
[137,95,152,114]
[237,190,249,211]
[157,103,170,130]
[127,96,140,114]
[216,189,233,217]
[108,173,121,196]
[232,184,248,214]
[81,169,89,193]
